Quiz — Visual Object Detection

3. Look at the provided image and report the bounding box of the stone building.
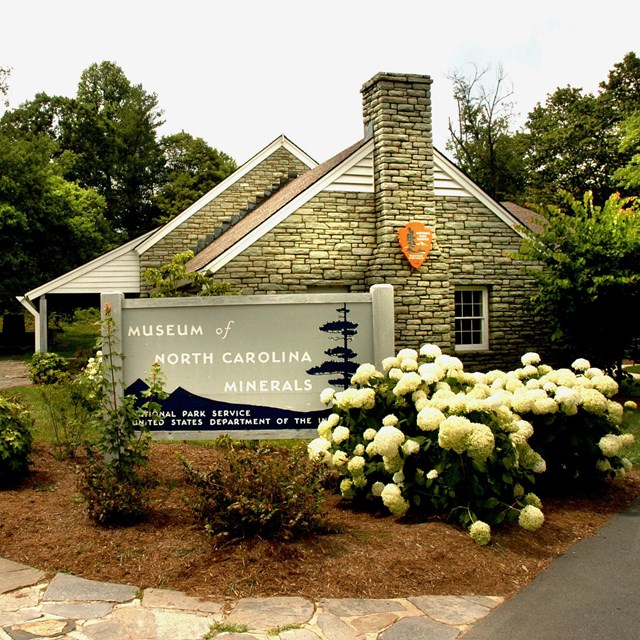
[19,72,546,370]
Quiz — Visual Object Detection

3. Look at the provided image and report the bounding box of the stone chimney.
[361,72,451,349]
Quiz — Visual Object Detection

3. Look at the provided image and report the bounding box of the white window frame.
[454,286,489,352]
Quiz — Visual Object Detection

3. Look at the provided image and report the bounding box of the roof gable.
[187,139,371,273]
[136,135,317,256]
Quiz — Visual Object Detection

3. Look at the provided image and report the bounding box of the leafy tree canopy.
[0,130,111,312]
[153,131,237,224]
[517,191,640,373]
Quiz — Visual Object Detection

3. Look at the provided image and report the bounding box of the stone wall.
[139,147,309,293]
[213,191,376,293]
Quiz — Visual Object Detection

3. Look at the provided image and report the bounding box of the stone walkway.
[0,558,503,640]
[0,360,30,390]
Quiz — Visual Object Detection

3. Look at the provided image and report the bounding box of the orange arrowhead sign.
[398,221,433,268]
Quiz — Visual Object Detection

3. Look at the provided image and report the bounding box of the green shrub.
[28,352,68,385]
[308,346,634,544]
[0,396,34,485]
[77,448,156,525]
[183,442,329,544]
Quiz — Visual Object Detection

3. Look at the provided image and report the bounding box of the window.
[454,287,488,351]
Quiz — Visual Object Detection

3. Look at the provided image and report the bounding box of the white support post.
[370,284,395,368]
[38,296,48,353]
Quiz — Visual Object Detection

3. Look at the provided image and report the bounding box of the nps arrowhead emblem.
[398,221,433,269]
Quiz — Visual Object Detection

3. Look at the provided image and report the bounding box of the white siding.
[54,251,140,293]
[434,162,467,197]
[323,149,469,197]
[325,153,374,192]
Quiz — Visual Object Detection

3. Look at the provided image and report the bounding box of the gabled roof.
[500,201,547,234]
[19,229,155,304]
[187,139,371,273]
[135,135,317,256]
[187,141,532,274]
[18,135,315,302]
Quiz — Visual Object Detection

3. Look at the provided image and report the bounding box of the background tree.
[153,132,237,224]
[0,129,110,312]
[524,52,640,206]
[61,61,165,239]
[614,111,640,190]
[446,64,527,201]
[517,191,640,376]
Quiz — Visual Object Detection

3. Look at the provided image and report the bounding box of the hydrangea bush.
[308,345,634,544]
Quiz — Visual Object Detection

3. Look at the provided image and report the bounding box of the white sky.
[2,0,638,166]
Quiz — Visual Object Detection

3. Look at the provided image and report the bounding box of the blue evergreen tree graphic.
[307,304,359,389]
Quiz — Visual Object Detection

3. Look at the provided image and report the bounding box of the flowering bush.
[28,352,68,385]
[308,345,634,544]
[0,396,34,485]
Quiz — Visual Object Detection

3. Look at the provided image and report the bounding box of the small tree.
[143,250,238,297]
[517,191,640,376]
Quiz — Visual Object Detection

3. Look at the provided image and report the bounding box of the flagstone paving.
[0,558,503,639]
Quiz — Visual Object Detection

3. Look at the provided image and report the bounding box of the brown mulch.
[1,443,639,603]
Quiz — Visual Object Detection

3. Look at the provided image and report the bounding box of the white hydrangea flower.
[554,386,581,407]
[624,400,638,410]
[402,439,420,456]
[438,415,474,454]
[392,470,405,484]
[382,414,399,427]
[518,505,545,531]
[427,469,439,480]
[371,481,385,497]
[397,348,419,361]
[331,450,348,468]
[333,387,376,410]
[435,354,464,373]
[591,375,618,398]
[419,343,442,359]
[401,358,419,372]
[418,362,445,385]
[579,388,609,415]
[417,406,446,431]
[353,444,365,456]
[340,478,355,499]
[469,520,491,546]
[517,364,539,380]
[608,401,624,425]
[382,356,401,371]
[524,493,542,509]
[327,413,341,428]
[585,367,604,379]
[521,352,541,366]
[388,367,403,380]
[317,420,332,440]
[598,434,626,457]
[373,425,406,458]
[532,397,559,415]
[393,372,423,396]
[571,358,591,372]
[380,483,410,516]
[351,363,382,385]
[363,428,377,441]
[332,425,350,444]
[467,424,495,461]
[307,438,331,462]
[320,388,335,405]
[353,474,368,489]
[347,455,365,475]
[485,369,507,385]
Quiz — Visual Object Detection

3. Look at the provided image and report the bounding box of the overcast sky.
[2,1,638,165]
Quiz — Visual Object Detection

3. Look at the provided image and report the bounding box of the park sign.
[101,285,394,439]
